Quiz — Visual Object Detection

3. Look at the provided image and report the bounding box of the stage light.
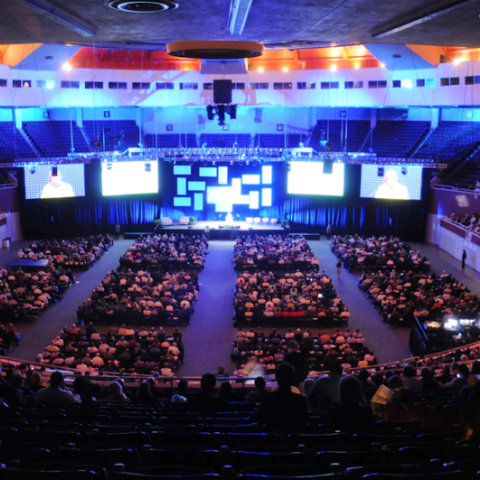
[380,62,385,68]
[62,62,72,71]
[206,105,215,120]
[282,66,289,72]
[258,66,264,73]
[354,62,360,69]
[45,80,55,89]
[453,56,464,65]
[330,64,337,72]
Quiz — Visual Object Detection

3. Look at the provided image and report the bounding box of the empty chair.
[141,448,224,471]
[15,429,82,446]
[150,432,219,449]
[0,467,103,480]
[84,431,149,448]
[110,473,222,480]
[270,219,279,224]
[237,464,327,476]
[27,464,108,480]
[229,451,306,469]
[134,467,216,476]
[222,433,283,448]
[344,465,429,480]
[358,472,464,480]
[261,218,269,224]
[0,447,52,465]
[56,447,141,470]
[287,433,350,449]
[245,217,253,224]
[237,475,341,480]
[397,445,478,464]
[253,217,261,224]
[315,450,391,469]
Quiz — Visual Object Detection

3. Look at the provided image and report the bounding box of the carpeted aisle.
[179,241,237,376]
[308,239,412,363]
[10,239,132,361]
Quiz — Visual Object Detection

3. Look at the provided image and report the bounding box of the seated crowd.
[331,234,430,272]
[447,212,480,233]
[0,266,73,321]
[234,270,351,325]
[38,323,183,376]
[18,234,113,267]
[233,234,320,270]
[77,268,198,325]
[119,233,208,269]
[359,269,479,325]
[233,327,374,375]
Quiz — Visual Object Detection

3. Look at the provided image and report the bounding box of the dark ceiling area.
[1,0,479,50]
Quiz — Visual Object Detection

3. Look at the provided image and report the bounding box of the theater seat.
[360,472,464,480]
[110,474,222,480]
[344,465,429,480]
[0,467,103,480]
[237,464,327,476]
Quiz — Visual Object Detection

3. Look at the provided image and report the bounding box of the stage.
[124,221,286,239]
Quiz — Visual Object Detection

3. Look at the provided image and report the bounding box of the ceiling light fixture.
[354,62,360,69]
[227,0,254,35]
[330,64,337,72]
[258,66,264,73]
[371,0,476,38]
[108,0,178,13]
[282,66,289,72]
[62,62,72,71]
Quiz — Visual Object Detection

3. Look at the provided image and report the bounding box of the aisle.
[308,239,412,363]
[10,239,132,361]
[179,241,237,376]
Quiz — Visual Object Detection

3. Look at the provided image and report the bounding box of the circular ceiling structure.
[167,41,264,59]
[108,1,178,13]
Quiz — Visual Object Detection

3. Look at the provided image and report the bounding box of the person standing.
[462,249,467,269]
[336,260,342,277]
[114,224,121,240]
[326,224,332,240]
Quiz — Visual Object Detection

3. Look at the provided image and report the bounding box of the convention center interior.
[3,0,480,479]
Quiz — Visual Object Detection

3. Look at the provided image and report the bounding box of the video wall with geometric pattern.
[162,163,284,220]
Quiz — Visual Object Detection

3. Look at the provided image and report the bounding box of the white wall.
[439,226,480,271]
[1,61,480,109]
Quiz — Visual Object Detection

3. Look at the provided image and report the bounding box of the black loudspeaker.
[323,160,333,174]
[213,79,232,104]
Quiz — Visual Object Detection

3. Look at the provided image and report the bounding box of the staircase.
[409,126,435,158]
[19,128,42,157]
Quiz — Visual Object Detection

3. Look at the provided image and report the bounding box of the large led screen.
[24,164,85,200]
[360,165,423,200]
[101,161,159,196]
[287,161,344,196]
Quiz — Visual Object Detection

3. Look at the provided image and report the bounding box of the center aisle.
[179,240,237,376]
[10,239,132,361]
[308,239,412,363]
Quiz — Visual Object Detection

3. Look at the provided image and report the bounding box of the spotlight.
[45,80,55,89]
[380,62,385,68]
[145,162,151,172]
[258,66,264,73]
[453,56,464,65]
[330,64,337,72]
[62,62,72,71]
[217,105,226,126]
[206,105,215,120]
[282,66,289,72]
[354,62,360,69]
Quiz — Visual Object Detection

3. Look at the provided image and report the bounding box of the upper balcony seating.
[22,121,89,157]
[0,122,35,159]
[144,134,198,149]
[84,120,139,152]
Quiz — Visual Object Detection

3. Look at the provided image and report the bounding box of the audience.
[234,270,350,325]
[331,234,430,272]
[119,233,208,270]
[40,324,184,375]
[18,234,112,268]
[77,268,199,325]
[0,266,73,321]
[233,234,320,271]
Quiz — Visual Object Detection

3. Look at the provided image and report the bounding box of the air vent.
[108,1,178,13]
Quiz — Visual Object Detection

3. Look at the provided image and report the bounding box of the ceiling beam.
[371,0,477,39]
[13,0,97,37]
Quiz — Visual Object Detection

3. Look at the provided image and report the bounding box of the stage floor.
[164,221,283,232]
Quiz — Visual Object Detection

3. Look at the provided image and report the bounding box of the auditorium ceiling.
[1,0,479,50]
